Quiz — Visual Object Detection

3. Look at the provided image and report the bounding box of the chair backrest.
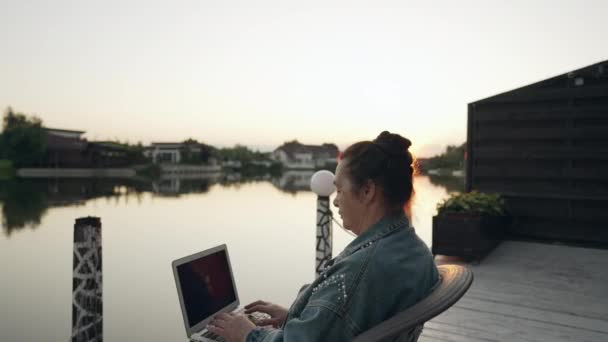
[352,264,473,342]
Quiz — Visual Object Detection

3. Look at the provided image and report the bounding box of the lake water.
[0,172,462,342]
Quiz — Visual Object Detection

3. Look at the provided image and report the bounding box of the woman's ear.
[360,179,377,204]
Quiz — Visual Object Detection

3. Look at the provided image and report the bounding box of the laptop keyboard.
[192,311,271,341]
[201,331,225,342]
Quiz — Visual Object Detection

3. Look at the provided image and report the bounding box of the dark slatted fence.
[467,61,608,244]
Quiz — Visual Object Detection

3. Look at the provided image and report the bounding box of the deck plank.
[456,297,608,333]
[429,306,608,341]
[423,241,608,342]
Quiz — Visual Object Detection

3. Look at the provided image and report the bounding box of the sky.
[1,0,607,157]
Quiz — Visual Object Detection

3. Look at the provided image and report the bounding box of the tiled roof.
[275,141,339,159]
[45,127,85,135]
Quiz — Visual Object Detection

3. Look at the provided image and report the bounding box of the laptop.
[172,244,246,342]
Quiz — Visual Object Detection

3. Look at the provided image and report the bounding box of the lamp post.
[310,170,336,277]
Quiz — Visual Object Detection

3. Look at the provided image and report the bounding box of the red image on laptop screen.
[176,250,237,327]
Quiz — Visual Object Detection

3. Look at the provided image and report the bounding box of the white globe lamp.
[310,170,335,197]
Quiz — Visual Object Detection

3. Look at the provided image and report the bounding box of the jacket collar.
[340,212,411,258]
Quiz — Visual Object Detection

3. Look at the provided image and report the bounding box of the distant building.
[45,128,88,167]
[149,143,185,164]
[87,142,132,167]
[46,128,86,140]
[272,141,339,169]
[43,128,133,167]
[148,142,213,165]
[221,160,242,169]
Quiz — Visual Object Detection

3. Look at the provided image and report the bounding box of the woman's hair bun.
[341,130,415,207]
[373,131,411,157]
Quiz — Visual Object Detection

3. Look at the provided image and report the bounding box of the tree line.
[0,107,278,170]
[422,143,466,171]
[0,107,47,168]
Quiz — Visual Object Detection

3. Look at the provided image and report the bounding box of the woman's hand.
[207,312,255,342]
[244,300,288,328]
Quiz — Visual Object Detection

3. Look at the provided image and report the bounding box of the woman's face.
[333,159,366,233]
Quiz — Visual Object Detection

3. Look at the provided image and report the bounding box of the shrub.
[436,191,507,216]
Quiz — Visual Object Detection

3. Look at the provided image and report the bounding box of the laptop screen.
[176,249,237,327]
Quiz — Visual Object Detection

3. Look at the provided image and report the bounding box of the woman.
[208,131,439,341]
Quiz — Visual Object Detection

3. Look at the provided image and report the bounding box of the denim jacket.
[246,213,439,342]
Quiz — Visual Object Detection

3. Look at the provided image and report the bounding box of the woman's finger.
[245,300,267,309]
[257,318,278,326]
[212,313,231,324]
[209,318,222,329]
[244,304,269,314]
[215,313,232,320]
[244,305,260,314]
[207,324,224,335]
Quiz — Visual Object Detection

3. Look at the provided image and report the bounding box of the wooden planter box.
[432,214,509,261]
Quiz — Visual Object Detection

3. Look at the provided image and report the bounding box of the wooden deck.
[422,241,608,342]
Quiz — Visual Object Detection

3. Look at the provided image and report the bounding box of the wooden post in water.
[71,217,102,342]
[315,196,333,277]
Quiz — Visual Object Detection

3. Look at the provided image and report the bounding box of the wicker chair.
[353,264,473,342]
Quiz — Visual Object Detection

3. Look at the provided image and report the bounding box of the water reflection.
[0,178,149,236]
[271,170,315,194]
[0,180,49,235]
[0,173,464,237]
[427,175,465,193]
[0,172,304,236]
[152,177,214,196]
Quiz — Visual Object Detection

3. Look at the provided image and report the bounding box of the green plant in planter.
[436,191,507,217]
[0,159,15,180]
[433,191,510,261]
